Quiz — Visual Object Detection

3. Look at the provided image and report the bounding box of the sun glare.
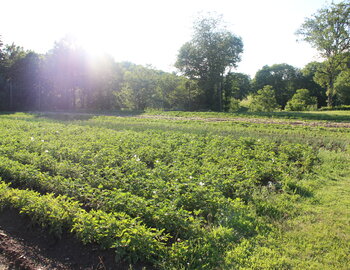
[74,33,108,58]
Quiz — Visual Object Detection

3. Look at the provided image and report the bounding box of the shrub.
[285,89,317,111]
[249,86,279,112]
[319,105,350,111]
[228,98,241,112]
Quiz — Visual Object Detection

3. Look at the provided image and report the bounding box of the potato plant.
[0,113,320,268]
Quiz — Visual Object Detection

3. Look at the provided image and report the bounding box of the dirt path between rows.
[0,208,148,270]
[135,115,350,128]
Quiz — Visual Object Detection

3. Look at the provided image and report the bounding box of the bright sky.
[0,0,342,77]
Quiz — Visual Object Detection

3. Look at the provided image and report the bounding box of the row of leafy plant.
[0,114,319,268]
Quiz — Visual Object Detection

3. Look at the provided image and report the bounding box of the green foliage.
[301,61,327,107]
[224,150,350,269]
[249,85,279,112]
[0,38,199,112]
[175,14,243,111]
[297,1,350,106]
[0,35,3,58]
[285,89,317,111]
[223,72,252,102]
[253,64,300,107]
[0,113,324,268]
[116,65,160,111]
[297,1,350,58]
[334,69,350,104]
[319,105,350,111]
[228,97,241,112]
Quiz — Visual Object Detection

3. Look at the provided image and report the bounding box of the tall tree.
[0,44,27,110]
[0,35,3,61]
[223,72,251,111]
[85,54,122,110]
[44,36,89,110]
[116,65,160,111]
[175,14,243,111]
[224,72,251,100]
[297,1,350,106]
[301,62,327,107]
[0,36,5,109]
[10,52,42,110]
[334,68,350,104]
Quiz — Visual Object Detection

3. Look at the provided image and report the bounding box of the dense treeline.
[0,37,197,111]
[0,36,332,112]
[0,1,350,112]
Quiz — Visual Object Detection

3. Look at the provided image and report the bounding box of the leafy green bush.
[285,89,317,111]
[228,98,241,112]
[249,85,280,112]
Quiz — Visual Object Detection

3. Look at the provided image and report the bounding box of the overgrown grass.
[225,150,350,269]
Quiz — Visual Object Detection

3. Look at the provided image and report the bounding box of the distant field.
[143,110,350,122]
[0,112,349,269]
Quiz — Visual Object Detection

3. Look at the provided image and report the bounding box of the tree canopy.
[175,14,243,111]
[249,85,279,112]
[253,64,300,108]
[297,0,350,106]
[2,4,350,113]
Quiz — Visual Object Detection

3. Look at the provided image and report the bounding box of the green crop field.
[0,112,349,269]
[144,109,350,122]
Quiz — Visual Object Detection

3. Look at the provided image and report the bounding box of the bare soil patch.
[0,208,149,270]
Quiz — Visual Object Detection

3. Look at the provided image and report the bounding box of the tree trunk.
[72,89,76,111]
[218,74,224,112]
[327,90,334,107]
[8,80,13,110]
[186,81,191,111]
[327,75,335,107]
[37,80,42,111]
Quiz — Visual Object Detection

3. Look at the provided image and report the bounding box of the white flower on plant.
[199,181,205,186]
[30,137,34,141]
[41,139,45,142]
[189,176,193,179]
[44,150,49,153]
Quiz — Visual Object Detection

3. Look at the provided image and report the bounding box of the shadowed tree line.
[0,34,341,112]
[1,1,350,112]
[0,36,197,111]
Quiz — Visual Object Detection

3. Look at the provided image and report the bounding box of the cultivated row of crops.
[0,113,318,269]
